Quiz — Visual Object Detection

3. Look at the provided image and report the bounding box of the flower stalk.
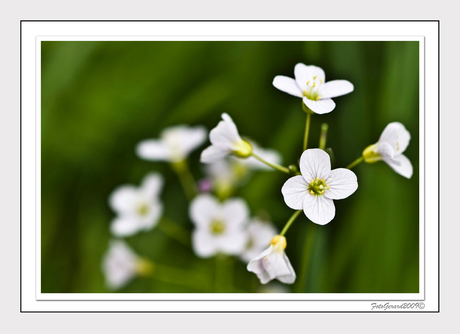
[319,123,329,151]
[303,111,312,151]
[250,152,290,174]
[171,160,198,200]
[346,156,364,170]
[157,217,191,247]
[280,210,302,236]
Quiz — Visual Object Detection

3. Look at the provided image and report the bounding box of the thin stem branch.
[303,112,312,151]
[171,160,198,200]
[346,156,364,170]
[280,210,302,236]
[251,153,290,174]
[319,123,329,151]
[157,217,191,247]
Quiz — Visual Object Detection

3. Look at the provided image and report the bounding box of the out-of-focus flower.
[200,113,253,163]
[240,218,278,263]
[136,125,207,163]
[273,63,353,114]
[247,235,296,284]
[282,149,358,225]
[362,122,413,179]
[109,173,163,237]
[257,282,290,293]
[101,239,153,290]
[189,194,249,258]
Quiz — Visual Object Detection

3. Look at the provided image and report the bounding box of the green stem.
[251,153,290,174]
[295,225,316,293]
[319,123,329,151]
[171,160,198,200]
[157,217,191,247]
[303,112,312,151]
[346,156,364,169]
[280,210,302,236]
[215,255,233,293]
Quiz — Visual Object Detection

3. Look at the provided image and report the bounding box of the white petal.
[192,230,218,258]
[272,76,303,97]
[281,175,309,210]
[177,126,208,157]
[136,139,170,161]
[247,247,273,284]
[378,122,411,154]
[110,216,142,237]
[276,254,296,284]
[102,240,138,290]
[141,173,164,199]
[200,145,230,163]
[109,186,140,214]
[209,113,242,148]
[299,149,331,182]
[294,63,325,91]
[222,198,249,229]
[378,142,396,162]
[302,194,335,225]
[189,194,220,228]
[384,154,413,179]
[218,230,249,255]
[325,168,358,200]
[318,80,354,99]
[303,97,336,114]
[138,201,163,230]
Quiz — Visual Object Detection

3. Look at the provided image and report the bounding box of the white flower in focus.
[136,125,207,163]
[282,149,358,225]
[189,194,249,258]
[362,122,413,179]
[109,173,163,237]
[101,240,153,290]
[200,113,253,163]
[247,235,296,285]
[273,63,354,114]
[240,218,278,263]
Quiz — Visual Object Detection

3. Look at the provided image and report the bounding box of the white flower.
[363,122,413,179]
[281,149,358,225]
[109,173,163,237]
[101,240,153,290]
[136,125,207,163]
[273,63,354,114]
[240,218,278,263]
[247,235,296,285]
[200,113,253,163]
[189,194,249,258]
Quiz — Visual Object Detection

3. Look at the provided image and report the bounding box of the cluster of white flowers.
[102,62,414,291]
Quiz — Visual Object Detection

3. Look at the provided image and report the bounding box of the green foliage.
[41,41,419,293]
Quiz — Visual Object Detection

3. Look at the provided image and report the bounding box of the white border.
[21,21,439,312]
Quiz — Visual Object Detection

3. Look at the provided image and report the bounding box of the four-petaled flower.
[247,235,296,284]
[200,113,253,163]
[136,125,207,163]
[189,194,249,258]
[109,173,163,237]
[101,239,153,290]
[273,63,354,114]
[240,218,278,263]
[282,149,358,225]
[362,122,413,179]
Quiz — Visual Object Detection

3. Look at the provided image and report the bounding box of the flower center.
[308,177,329,196]
[137,202,150,216]
[210,219,226,235]
[303,76,323,101]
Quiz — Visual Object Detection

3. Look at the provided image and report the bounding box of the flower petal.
[272,76,303,97]
[138,201,163,230]
[263,251,295,284]
[200,145,230,163]
[136,139,170,161]
[281,175,309,210]
[110,216,142,237]
[177,126,208,156]
[299,149,331,182]
[325,168,358,200]
[276,254,296,284]
[303,97,336,114]
[209,113,242,148]
[378,122,411,154]
[318,80,354,99]
[109,186,140,214]
[141,173,164,199]
[247,247,273,284]
[302,194,335,225]
[222,198,249,229]
[102,240,138,290]
[218,230,249,255]
[189,194,220,228]
[384,154,413,179]
[294,64,325,91]
[192,230,218,258]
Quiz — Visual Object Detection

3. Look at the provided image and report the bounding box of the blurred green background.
[41,41,419,293]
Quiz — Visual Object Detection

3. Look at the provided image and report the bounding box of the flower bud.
[232,139,253,158]
[362,144,381,163]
